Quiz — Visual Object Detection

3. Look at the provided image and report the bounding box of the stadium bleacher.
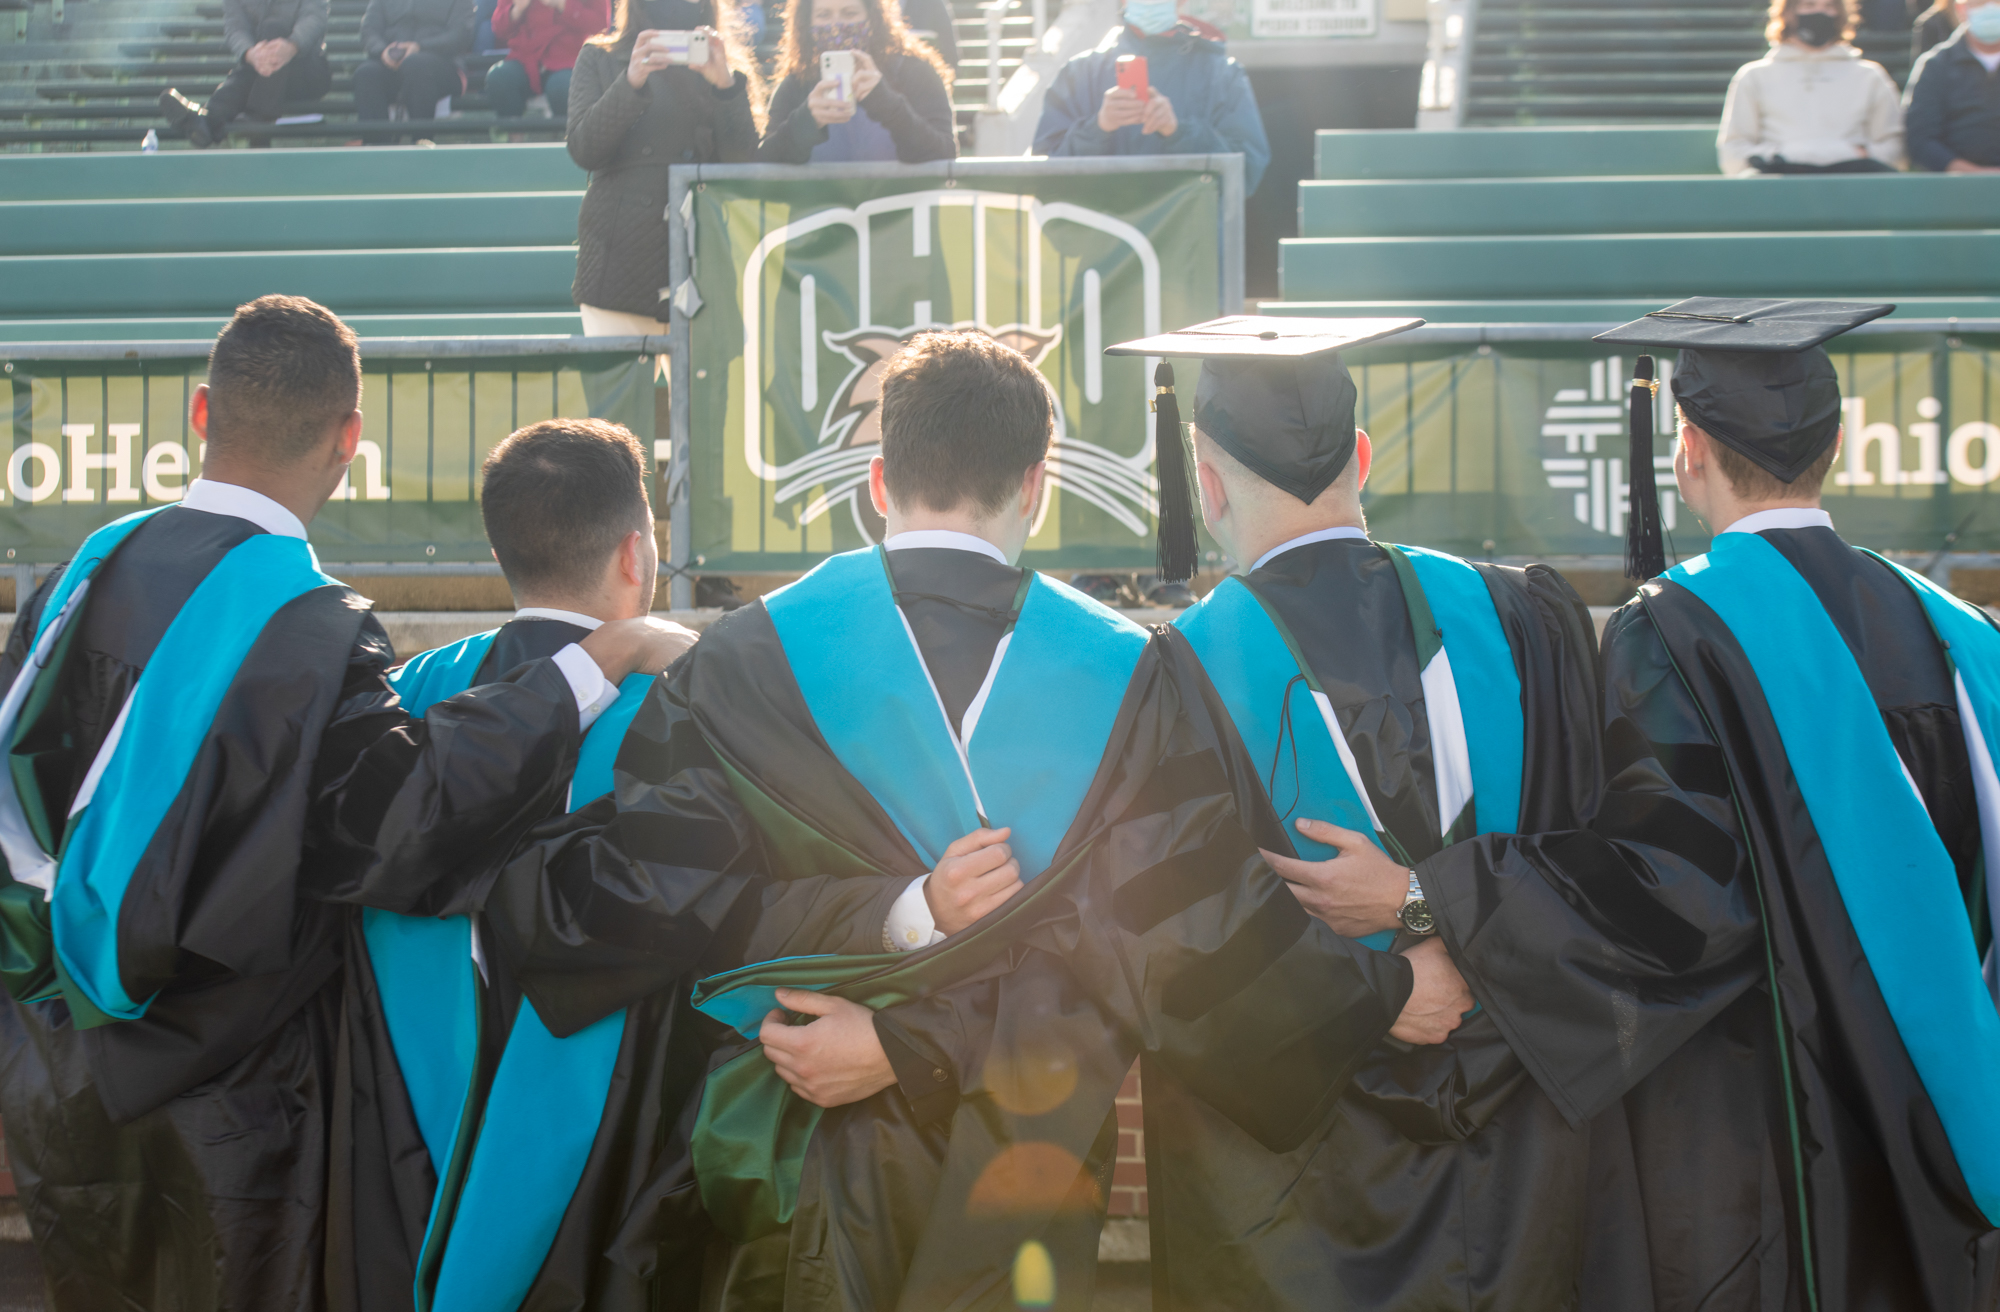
[1269,126,2000,323]
[0,142,588,339]
[0,0,1041,152]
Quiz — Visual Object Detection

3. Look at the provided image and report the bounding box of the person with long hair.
[567,0,764,336]
[1717,0,1904,173]
[758,0,956,163]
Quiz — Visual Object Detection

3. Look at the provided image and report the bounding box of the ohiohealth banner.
[1341,328,2000,561]
[667,158,1243,573]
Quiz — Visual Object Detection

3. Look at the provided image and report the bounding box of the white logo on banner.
[739,188,1166,544]
[1539,356,1678,541]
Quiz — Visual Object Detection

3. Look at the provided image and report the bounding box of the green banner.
[0,350,656,564]
[1343,330,2000,560]
[671,161,1236,573]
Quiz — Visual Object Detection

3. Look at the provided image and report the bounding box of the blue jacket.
[1033,24,1269,194]
[1904,26,2000,170]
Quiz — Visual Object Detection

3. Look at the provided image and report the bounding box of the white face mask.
[1969,1,2000,41]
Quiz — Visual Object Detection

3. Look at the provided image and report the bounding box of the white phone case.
[821,49,855,101]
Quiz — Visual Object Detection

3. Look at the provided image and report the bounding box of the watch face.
[1399,898,1437,934]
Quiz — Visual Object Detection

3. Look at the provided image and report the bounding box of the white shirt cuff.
[883,874,946,952]
[552,642,619,730]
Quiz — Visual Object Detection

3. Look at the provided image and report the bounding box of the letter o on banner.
[7,443,60,504]
[1948,422,2000,487]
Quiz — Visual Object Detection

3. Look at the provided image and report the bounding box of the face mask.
[1124,0,1179,34]
[640,0,709,29]
[1793,11,1841,45]
[1969,3,2000,41]
[813,17,871,49]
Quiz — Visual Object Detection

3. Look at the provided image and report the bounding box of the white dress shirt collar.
[513,606,605,631]
[882,528,1010,566]
[1718,506,1834,536]
[1252,525,1370,573]
[178,478,308,540]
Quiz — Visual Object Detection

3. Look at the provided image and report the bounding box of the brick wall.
[1108,1062,1147,1217]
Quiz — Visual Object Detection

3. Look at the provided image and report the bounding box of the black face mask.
[1794,11,1842,45]
[639,0,710,29]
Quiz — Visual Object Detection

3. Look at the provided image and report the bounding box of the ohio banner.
[666,157,1246,574]
[1342,326,2000,561]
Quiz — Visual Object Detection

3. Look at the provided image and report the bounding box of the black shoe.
[1143,579,1196,609]
[1069,573,1132,606]
[158,88,214,147]
[694,576,745,611]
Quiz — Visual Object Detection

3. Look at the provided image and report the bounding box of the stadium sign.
[664,157,1245,574]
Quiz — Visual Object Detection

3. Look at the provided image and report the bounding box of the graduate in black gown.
[1103,316,1665,1310]
[0,298,685,1312]
[328,419,703,1312]
[485,331,1436,1310]
[1552,300,1999,1310]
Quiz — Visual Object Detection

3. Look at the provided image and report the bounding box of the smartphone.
[1115,53,1148,100]
[659,29,709,65]
[821,49,856,101]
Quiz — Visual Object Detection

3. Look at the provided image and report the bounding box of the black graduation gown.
[1561,525,2000,1311]
[1142,537,1613,1312]
[0,506,584,1312]
[484,546,1414,1312]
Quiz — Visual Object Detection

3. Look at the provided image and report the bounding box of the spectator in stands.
[758,0,956,162]
[567,0,762,335]
[356,0,476,142]
[488,0,612,120]
[158,0,332,148]
[1905,0,2000,170]
[1717,0,1905,172]
[1032,0,1269,195]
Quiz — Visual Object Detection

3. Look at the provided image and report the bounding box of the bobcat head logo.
[776,323,1063,543]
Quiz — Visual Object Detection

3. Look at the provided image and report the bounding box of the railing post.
[983,0,1009,111]
[1416,0,1474,129]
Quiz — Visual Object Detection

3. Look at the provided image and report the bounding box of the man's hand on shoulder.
[1261,818,1407,937]
[925,826,1021,934]
[1390,936,1473,1046]
[579,616,699,682]
[759,989,897,1107]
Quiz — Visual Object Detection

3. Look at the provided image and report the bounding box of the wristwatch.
[1398,868,1437,935]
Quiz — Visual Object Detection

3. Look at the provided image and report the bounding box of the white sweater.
[1716,43,1905,174]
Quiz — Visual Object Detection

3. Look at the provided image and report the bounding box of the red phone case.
[1116,54,1148,100]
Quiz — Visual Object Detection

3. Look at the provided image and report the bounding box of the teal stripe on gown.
[1173,546,1523,953]
[50,526,339,1022]
[699,547,1149,1035]
[1667,534,2000,1224]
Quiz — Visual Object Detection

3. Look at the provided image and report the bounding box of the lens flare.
[1012,1239,1056,1308]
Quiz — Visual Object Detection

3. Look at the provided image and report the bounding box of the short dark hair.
[878,331,1056,516]
[1708,430,1842,501]
[481,419,652,598]
[204,295,362,466]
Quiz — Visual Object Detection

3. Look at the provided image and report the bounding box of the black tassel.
[1153,362,1199,583]
[1625,354,1667,581]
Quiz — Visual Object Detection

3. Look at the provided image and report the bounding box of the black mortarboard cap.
[1104,315,1423,580]
[1592,298,1892,579]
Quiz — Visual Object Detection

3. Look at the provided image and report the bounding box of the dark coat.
[1033,23,1270,194]
[361,0,475,58]
[225,0,328,56]
[758,52,956,164]
[1904,26,2000,169]
[566,40,759,318]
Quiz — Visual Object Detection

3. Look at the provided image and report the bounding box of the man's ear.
[619,528,647,587]
[1019,460,1047,521]
[1194,458,1227,529]
[333,410,362,467]
[868,454,891,516]
[190,384,211,441]
[1352,429,1373,492]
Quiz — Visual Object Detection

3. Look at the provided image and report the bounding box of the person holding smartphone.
[566,0,763,337]
[756,0,957,162]
[1033,0,1268,193]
